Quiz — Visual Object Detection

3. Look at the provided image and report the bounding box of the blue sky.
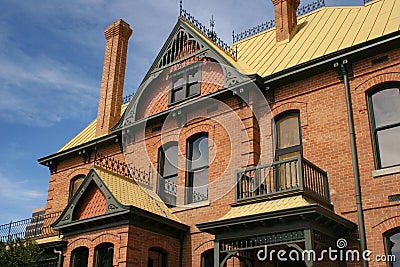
[0,0,362,225]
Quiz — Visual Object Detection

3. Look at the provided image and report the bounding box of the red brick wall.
[45,47,400,267]
[269,48,400,265]
[73,182,106,220]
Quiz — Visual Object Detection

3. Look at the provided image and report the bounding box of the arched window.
[71,246,88,267]
[384,228,400,267]
[148,248,168,267]
[158,142,178,207]
[186,133,209,204]
[367,84,400,169]
[69,175,85,199]
[94,243,114,267]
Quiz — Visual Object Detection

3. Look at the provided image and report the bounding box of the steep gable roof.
[52,0,399,154]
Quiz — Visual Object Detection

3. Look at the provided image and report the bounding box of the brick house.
[1,0,399,266]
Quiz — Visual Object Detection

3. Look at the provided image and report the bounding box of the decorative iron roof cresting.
[94,153,152,186]
[179,1,237,60]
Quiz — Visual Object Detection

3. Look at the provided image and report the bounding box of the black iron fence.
[0,211,62,242]
[235,156,330,203]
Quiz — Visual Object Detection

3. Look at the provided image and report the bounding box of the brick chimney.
[272,0,300,43]
[96,19,132,136]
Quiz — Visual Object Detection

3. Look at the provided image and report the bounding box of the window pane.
[192,168,208,203]
[95,244,114,267]
[172,88,185,103]
[188,83,200,96]
[172,76,184,88]
[190,135,208,169]
[162,145,178,177]
[377,126,400,168]
[372,88,400,128]
[188,68,199,83]
[387,231,400,267]
[277,115,300,149]
[72,247,88,267]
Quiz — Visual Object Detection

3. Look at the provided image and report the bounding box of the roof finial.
[180,0,183,16]
[210,15,215,32]
[210,15,216,41]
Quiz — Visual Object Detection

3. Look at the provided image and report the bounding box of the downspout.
[54,248,63,267]
[335,59,368,267]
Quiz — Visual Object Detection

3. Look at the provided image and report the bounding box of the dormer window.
[169,62,202,105]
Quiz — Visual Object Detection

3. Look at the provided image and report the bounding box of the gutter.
[37,133,120,165]
[335,59,368,267]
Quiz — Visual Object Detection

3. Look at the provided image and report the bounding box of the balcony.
[0,211,62,242]
[235,156,330,204]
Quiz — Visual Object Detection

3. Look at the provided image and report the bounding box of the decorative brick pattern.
[73,182,106,221]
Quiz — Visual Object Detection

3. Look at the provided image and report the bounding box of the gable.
[53,169,128,228]
[118,18,250,127]
[73,181,107,221]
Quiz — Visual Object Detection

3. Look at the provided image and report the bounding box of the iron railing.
[179,6,237,60]
[0,211,62,242]
[235,156,330,203]
[122,93,134,105]
[95,153,152,186]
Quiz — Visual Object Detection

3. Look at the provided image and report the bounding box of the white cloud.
[0,170,47,225]
[0,42,98,126]
[0,172,46,202]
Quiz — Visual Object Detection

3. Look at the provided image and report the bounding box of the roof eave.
[37,132,121,166]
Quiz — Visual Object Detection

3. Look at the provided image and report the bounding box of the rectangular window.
[186,134,209,204]
[158,143,178,207]
[368,85,400,169]
[169,62,202,105]
[274,112,302,190]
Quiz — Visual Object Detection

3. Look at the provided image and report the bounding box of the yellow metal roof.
[58,0,399,153]
[234,0,400,76]
[218,195,313,221]
[58,104,128,152]
[93,166,182,223]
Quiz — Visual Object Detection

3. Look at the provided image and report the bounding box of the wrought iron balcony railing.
[235,156,330,203]
[0,211,62,242]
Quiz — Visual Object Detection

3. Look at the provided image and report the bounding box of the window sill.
[171,200,210,212]
[372,166,400,178]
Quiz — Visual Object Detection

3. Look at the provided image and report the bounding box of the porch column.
[214,239,220,267]
[304,229,314,267]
